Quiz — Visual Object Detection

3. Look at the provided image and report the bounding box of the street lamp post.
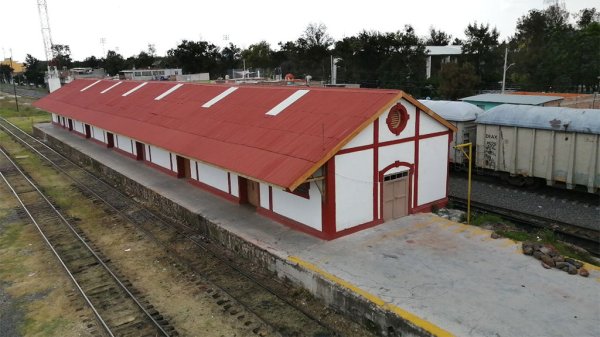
[501,48,515,95]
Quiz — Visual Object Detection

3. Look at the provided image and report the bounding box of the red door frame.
[135,141,145,160]
[84,124,91,139]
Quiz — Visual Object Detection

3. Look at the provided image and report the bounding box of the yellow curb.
[288,255,455,337]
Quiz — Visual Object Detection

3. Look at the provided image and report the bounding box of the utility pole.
[455,143,472,225]
[10,49,19,112]
[501,47,515,95]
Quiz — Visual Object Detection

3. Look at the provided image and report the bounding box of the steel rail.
[0,146,172,337]
[1,117,336,336]
[0,153,115,337]
[0,117,338,335]
[449,196,600,255]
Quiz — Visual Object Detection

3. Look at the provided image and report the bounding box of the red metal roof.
[34,79,451,190]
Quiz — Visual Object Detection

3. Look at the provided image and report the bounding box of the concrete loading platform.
[35,123,600,337]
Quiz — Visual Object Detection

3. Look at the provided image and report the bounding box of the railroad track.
[449,196,600,256]
[0,121,349,335]
[0,84,48,99]
[0,147,176,337]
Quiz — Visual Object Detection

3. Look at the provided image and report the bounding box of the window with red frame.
[386,103,409,135]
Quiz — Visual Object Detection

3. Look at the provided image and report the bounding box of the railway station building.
[34,79,456,239]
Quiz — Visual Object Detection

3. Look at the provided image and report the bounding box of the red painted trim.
[89,137,106,147]
[338,130,450,155]
[419,130,451,140]
[412,197,448,213]
[321,158,336,235]
[331,219,384,239]
[379,161,414,219]
[377,136,414,149]
[413,108,420,208]
[71,129,87,138]
[257,207,331,240]
[336,144,374,155]
[373,119,379,221]
[227,172,232,194]
[446,133,452,198]
[188,178,239,203]
[143,160,177,177]
[268,186,273,211]
[113,146,137,160]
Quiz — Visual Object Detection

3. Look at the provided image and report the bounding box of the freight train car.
[419,100,483,166]
[475,105,600,193]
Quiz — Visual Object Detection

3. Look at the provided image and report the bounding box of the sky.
[1,0,597,62]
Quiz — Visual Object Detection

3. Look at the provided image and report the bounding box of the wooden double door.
[382,172,409,221]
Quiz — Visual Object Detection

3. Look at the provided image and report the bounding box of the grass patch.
[496,230,534,242]
[22,316,71,337]
[0,95,51,134]
[470,211,597,266]
[472,213,505,226]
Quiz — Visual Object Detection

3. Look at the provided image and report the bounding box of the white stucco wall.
[229,173,239,197]
[171,153,178,173]
[148,145,171,170]
[91,126,106,143]
[420,113,447,134]
[272,182,322,230]
[73,119,85,134]
[194,161,229,192]
[417,135,449,205]
[52,113,58,123]
[335,150,374,230]
[115,134,134,154]
[378,99,416,142]
[259,183,269,209]
[342,123,373,149]
[378,142,415,173]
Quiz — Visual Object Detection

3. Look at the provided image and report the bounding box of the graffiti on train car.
[484,133,497,169]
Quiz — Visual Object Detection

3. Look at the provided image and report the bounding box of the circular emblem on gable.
[386,103,409,135]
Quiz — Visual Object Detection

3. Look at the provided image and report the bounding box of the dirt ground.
[1,130,263,336]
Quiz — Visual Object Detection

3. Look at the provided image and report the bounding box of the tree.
[166,40,221,76]
[134,51,155,69]
[23,54,46,85]
[241,41,273,69]
[426,28,452,46]
[452,37,464,45]
[332,26,427,93]
[276,23,334,80]
[51,44,72,69]
[509,5,586,91]
[81,56,101,68]
[461,22,502,89]
[438,62,479,99]
[0,64,13,83]
[103,50,125,76]
[220,43,241,70]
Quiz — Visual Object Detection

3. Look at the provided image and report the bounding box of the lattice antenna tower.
[37,0,57,75]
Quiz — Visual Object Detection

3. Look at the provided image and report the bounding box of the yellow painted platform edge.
[288,255,455,337]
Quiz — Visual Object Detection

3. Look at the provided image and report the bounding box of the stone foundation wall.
[33,125,434,337]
